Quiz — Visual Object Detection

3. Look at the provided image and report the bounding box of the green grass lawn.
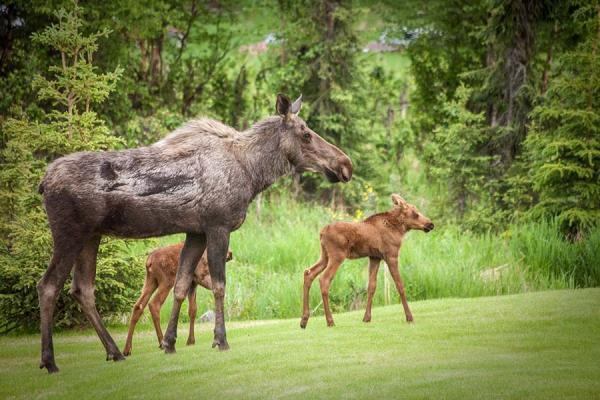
[1,289,599,399]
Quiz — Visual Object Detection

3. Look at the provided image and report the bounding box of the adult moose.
[37,94,352,373]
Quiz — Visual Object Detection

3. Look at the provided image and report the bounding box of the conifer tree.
[0,2,144,332]
[525,5,600,238]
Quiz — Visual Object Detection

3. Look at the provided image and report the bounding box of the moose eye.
[412,211,418,218]
[303,132,311,142]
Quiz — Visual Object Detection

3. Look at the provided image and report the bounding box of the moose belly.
[348,245,383,259]
[99,199,200,238]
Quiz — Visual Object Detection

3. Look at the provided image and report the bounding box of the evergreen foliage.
[266,0,409,205]
[525,5,600,237]
[0,3,144,332]
[424,86,494,222]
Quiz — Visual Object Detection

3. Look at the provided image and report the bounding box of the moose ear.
[276,93,292,116]
[391,194,406,208]
[291,94,302,114]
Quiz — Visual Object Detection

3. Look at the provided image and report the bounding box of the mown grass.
[1,289,599,399]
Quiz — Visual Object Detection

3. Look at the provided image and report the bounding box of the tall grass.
[124,195,599,323]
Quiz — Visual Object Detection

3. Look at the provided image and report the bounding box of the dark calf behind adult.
[37,93,352,373]
[300,194,433,329]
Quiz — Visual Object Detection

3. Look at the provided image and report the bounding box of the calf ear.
[391,194,406,208]
[291,94,302,114]
[276,93,291,116]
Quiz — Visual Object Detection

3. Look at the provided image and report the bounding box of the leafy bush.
[0,3,144,332]
[0,239,145,332]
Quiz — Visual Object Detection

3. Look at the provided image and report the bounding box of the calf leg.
[38,238,84,373]
[162,233,205,353]
[300,252,328,329]
[206,228,231,351]
[186,283,198,346]
[363,257,381,323]
[319,256,344,327]
[123,277,158,356]
[148,283,171,348]
[71,236,124,362]
[386,256,413,322]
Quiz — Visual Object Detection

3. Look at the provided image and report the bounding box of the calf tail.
[145,252,155,273]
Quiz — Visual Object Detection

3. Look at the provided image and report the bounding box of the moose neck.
[235,117,293,198]
[386,208,409,237]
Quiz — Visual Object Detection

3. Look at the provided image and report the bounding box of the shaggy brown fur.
[123,243,232,356]
[300,194,434,328]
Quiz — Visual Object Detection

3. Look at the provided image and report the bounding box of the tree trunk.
[540,21,558,95]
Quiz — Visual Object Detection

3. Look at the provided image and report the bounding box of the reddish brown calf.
[123,243,232,356]
[301,194,434,328]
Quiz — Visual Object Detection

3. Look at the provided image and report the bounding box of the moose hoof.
[326,320,335,327]
[406,316,414,323]
[123,349,131,357]
[363,316,371,323]
[186,338,195,346]
[40,360,59,374]
[106,352,125,362]
[162,342,176,354]
[212,339,230,351]
[300,317,308,329]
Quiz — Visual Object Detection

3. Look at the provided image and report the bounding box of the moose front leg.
[162,233,206,353]
[385,256,413,323]
[206,228,231,351]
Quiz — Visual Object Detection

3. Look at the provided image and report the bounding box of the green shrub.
[0,3,145,333]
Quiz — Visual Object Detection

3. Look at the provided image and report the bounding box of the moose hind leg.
[319,256,344,327]
[186,283,198,346]
[38,240,84,373]
[149,283,171,348]
[162,233,206,354]
[71,236,124,362]
[301,255,327,329]
[123,278,158,356]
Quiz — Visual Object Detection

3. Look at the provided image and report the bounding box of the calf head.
[276,94,353,184]
[391,194,434,232]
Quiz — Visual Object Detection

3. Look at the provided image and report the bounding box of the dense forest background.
[1,0,598,332]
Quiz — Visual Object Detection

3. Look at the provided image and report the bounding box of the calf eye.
[412,211,418,218]
[303,132,311,142]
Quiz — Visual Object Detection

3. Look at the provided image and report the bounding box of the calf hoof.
[186,338,195,346]
[123,349,131,357]
[106,351,125,362]
[326,320,335,327]
[39,360,59,374]
[406,315,414,323]
[363,315,371,323]
[300,317,308,329]
[212,338,230,351]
